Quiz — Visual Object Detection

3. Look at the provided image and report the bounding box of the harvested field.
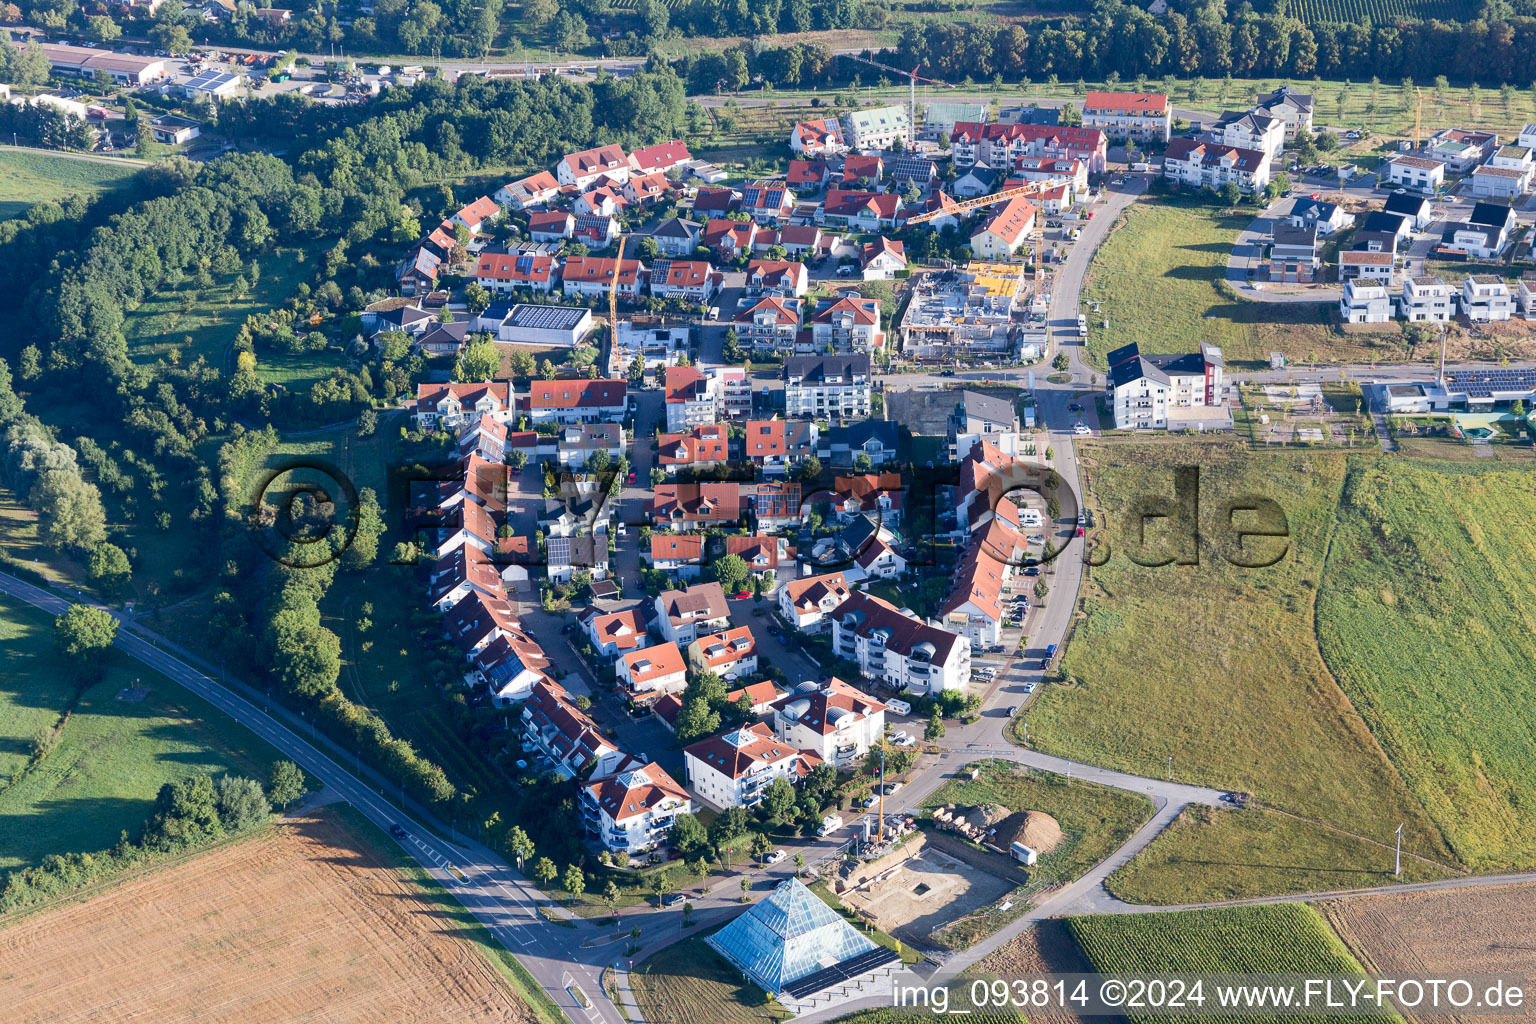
[0,807,532,1024]
[1323,883,1536,1023]
[971,919,1101,1024]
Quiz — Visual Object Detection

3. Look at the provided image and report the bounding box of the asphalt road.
[0,570,628,1024]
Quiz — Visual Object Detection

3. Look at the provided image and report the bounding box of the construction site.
[899,261,1049,362]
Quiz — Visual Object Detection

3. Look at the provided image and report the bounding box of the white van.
[885,698,912,716]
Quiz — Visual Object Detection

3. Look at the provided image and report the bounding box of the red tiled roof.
[651,534,704,562]
[622,642,687,685]
[1085,91,1169,114]
[585,761,688,822]
[684,722,821,781]
[527,379,626,409]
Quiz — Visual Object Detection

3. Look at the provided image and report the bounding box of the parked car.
[732,590,752,600]
[1023,566,1040,576]
[1008,705,1019,717]
[1074,423,1091,435]
[892,734,915,747]
[940,368,956,377]
[1024,683,1037,694]
[863,794,880,808]
[765,849,786,864]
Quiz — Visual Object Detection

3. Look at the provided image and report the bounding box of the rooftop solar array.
[780,946,900,999]
[185,69,238,91]
[1442,368,1536,398]
[509,304,588,331]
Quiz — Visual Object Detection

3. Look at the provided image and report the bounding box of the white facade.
[1398,276,1453,322]
[683,724,817,811]
[580,764,691,855]
[1340,278,1393,324]
[830,593,970,695]
[1461,276,1516,322]
[772,682,886,769]
[1386,157,1445,193]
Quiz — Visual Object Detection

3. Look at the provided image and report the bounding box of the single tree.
[54,604,117,661]
[533,856,558,889]
[267,760,306,808]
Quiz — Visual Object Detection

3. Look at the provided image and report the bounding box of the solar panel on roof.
[516,255,532,273]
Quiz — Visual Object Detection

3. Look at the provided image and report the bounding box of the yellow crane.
[904,180,1057,298]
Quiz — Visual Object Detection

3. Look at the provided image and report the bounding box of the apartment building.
[649,482,743,532]
[969,196,1038,259]
[949,122,1108,173]
[831,591,970,695]
[771,679,886,768]
[1461,275,1516,322]
[1253,87,1314,137]
[521,679,632,780]
[936,520,1026,647]
[782,354,872,420]
[1107,342,1226,431]
[1340,277,1394,324]
[735,296,805,356]
[1082,91,1171,142]
[811,296,883,354]
[1215,110,1286,162]
[579,762,691,855]
[1162,139,1270,193]
[526,379,627,425]
[684,723,822,811]
[656,424,729,475]
[1399,276,1453,322]
[842,104,911,149]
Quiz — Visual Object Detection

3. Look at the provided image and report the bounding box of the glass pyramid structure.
[706,877,880,994]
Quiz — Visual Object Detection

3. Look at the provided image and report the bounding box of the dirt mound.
[967,802,1013,827]
[998,810,1063,854]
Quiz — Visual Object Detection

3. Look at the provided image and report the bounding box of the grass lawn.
[0,486,83,586]
[0,593,284,873]
[1067,904,1397,1024]
[1080,199,1391,370]
[122,244,321,371]
[1108,805,1455,905]
[922,760,1153,895]
[0,150,140,219]
[1025,442,1456,899]
[630,934,790,1024]
[1316,460,1536,869]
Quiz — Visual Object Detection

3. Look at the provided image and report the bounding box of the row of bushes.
[0,764,302,914]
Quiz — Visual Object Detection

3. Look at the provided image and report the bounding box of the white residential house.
[649,533,705,578]
[617,641,689,697]
[580,762,691,855]
[1461,275,1515,322]
[687,626,759,682]
[831,592,970,695]
[584,608,649,659]
[1470,163,1532,199]
[654,582,732,645]
[778,572,852,633]
[1385,156,1444,193]
[1339,249,1396,286]
[683,723,821,811]
[771,679,886,769]
[1518,272,1536,317]
[1340,277,1394,324]
[810,296,883,354]
[1398,276,1453,322]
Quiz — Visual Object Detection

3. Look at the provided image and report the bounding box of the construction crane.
[905,181,1057,299]
[841,52,954,145]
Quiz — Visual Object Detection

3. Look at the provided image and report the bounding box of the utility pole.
[1167,755,1172,781]
[1394,823,1403,877]
[876,746,886,845]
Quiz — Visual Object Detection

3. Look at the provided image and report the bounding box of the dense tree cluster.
[886,0,1536,88]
